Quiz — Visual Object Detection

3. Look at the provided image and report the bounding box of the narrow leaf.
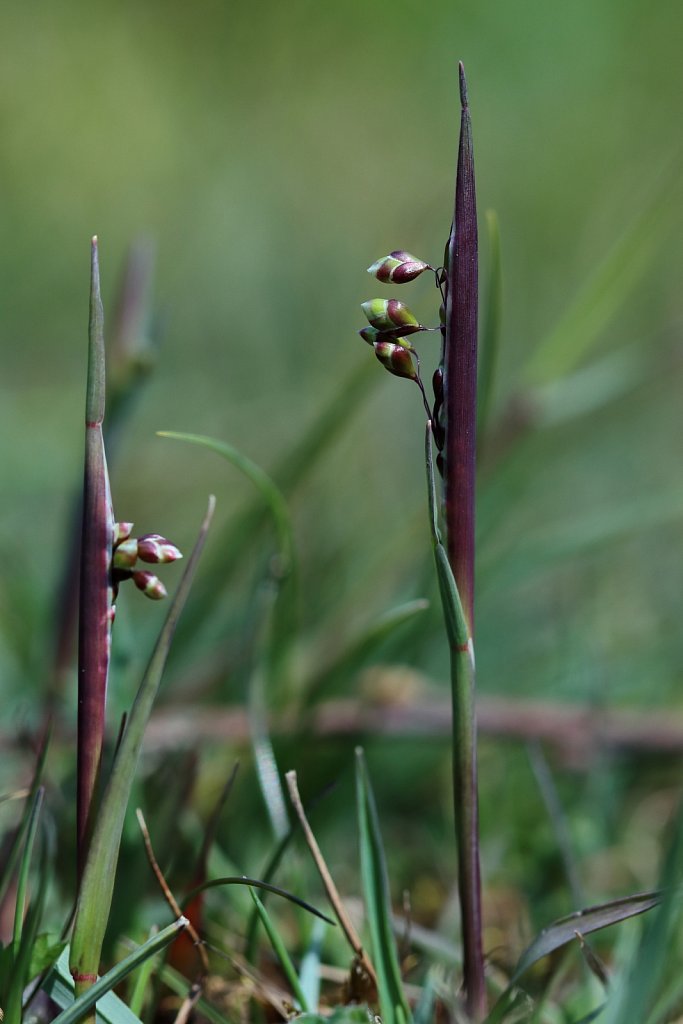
[70,498,215,994]
[511,890,661,982]
[49,921,187,1024]
[248,887,310,1011]
[77,236,114,871]
[157,432,294,575]
[181,875,334,925]
[355,748,411,1024]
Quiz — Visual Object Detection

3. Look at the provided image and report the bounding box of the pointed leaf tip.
[459,61,468,108]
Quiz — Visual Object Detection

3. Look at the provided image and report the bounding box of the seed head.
[367,251,431,284]
[361,298,422,335]
[373,340,418,381]
[112,538,139,569]
[132,570,167,600]
[137,534,183,564]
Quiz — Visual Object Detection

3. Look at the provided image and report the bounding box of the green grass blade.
[48,922,187,1024]
[69,498,215,996]
[126,927,158,1019]
[304,599,429,705]
[157,432,294,575]
[511,891,662,983]
[598,804,683,1024]
[11,786,44,954]
[0,728,49,907]
[355,748,411,1024]
[181,875,334,925]
[524,170,679,385]
[249,887,310,1011]
[166,360,376,650]
[299,918,325,1013]
[477,209,502,442]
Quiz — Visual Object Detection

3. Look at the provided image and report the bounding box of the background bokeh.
[1,0,683,964]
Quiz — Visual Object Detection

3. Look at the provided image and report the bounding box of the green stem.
[426,422,485,1020]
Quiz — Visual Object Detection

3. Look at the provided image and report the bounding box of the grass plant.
[0,45,682,1024]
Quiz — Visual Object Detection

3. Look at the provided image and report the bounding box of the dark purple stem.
[445,63,478,632]
[77,237,114,879]
[443,63,486,1018]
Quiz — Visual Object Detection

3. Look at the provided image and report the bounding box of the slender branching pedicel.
[358,63,486,1019]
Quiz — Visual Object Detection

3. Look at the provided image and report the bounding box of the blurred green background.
[1,0,683,967]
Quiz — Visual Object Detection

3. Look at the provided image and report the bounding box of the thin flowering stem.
[77,237,114,880]
[443,63,486,1019]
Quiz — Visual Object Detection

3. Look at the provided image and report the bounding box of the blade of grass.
[168,359,376,651]
[285,770,376,985]
[527,741,584,910]
[0,728,49,907]
[11,786,44,955]
[303,599,429,707]
[442,63,485,1019]
[524,167,680,385]
[50,921,187,1024]
[244,780,336,963]
[355,748,411,1024]
[181,875,334,926]
[69,497,215,1002]
[126,926,158,1019]
[510,891,662,984]
[248,886,310,1012]
[77,237,115,877]
[598,801,683,1024]
[299,918,325,1013]
[157,433,294,576]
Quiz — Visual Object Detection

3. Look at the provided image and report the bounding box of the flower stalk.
[442,62,486,1019]
[76,237,114,878]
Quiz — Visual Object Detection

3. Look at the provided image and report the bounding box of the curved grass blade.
[525,168,680,385]
[304,599,429,706]
[49,921,187,1024]
[157,432,294,576]
[0,727,49,907]
[248,887,310,1012]
[511,891,661,984]
[355,748,411,1024]
[181,875,334,926]
[159,432,294,838]
[69,498,215,1000]
[167,360,376,650]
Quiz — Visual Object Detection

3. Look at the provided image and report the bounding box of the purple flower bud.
[367,251,431,284]
[132,570,167,600]
[361,298,422,334]
[137,534,183,564]
[113,522,134,544]
[373,340,418,381]
[112,538,138,569]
